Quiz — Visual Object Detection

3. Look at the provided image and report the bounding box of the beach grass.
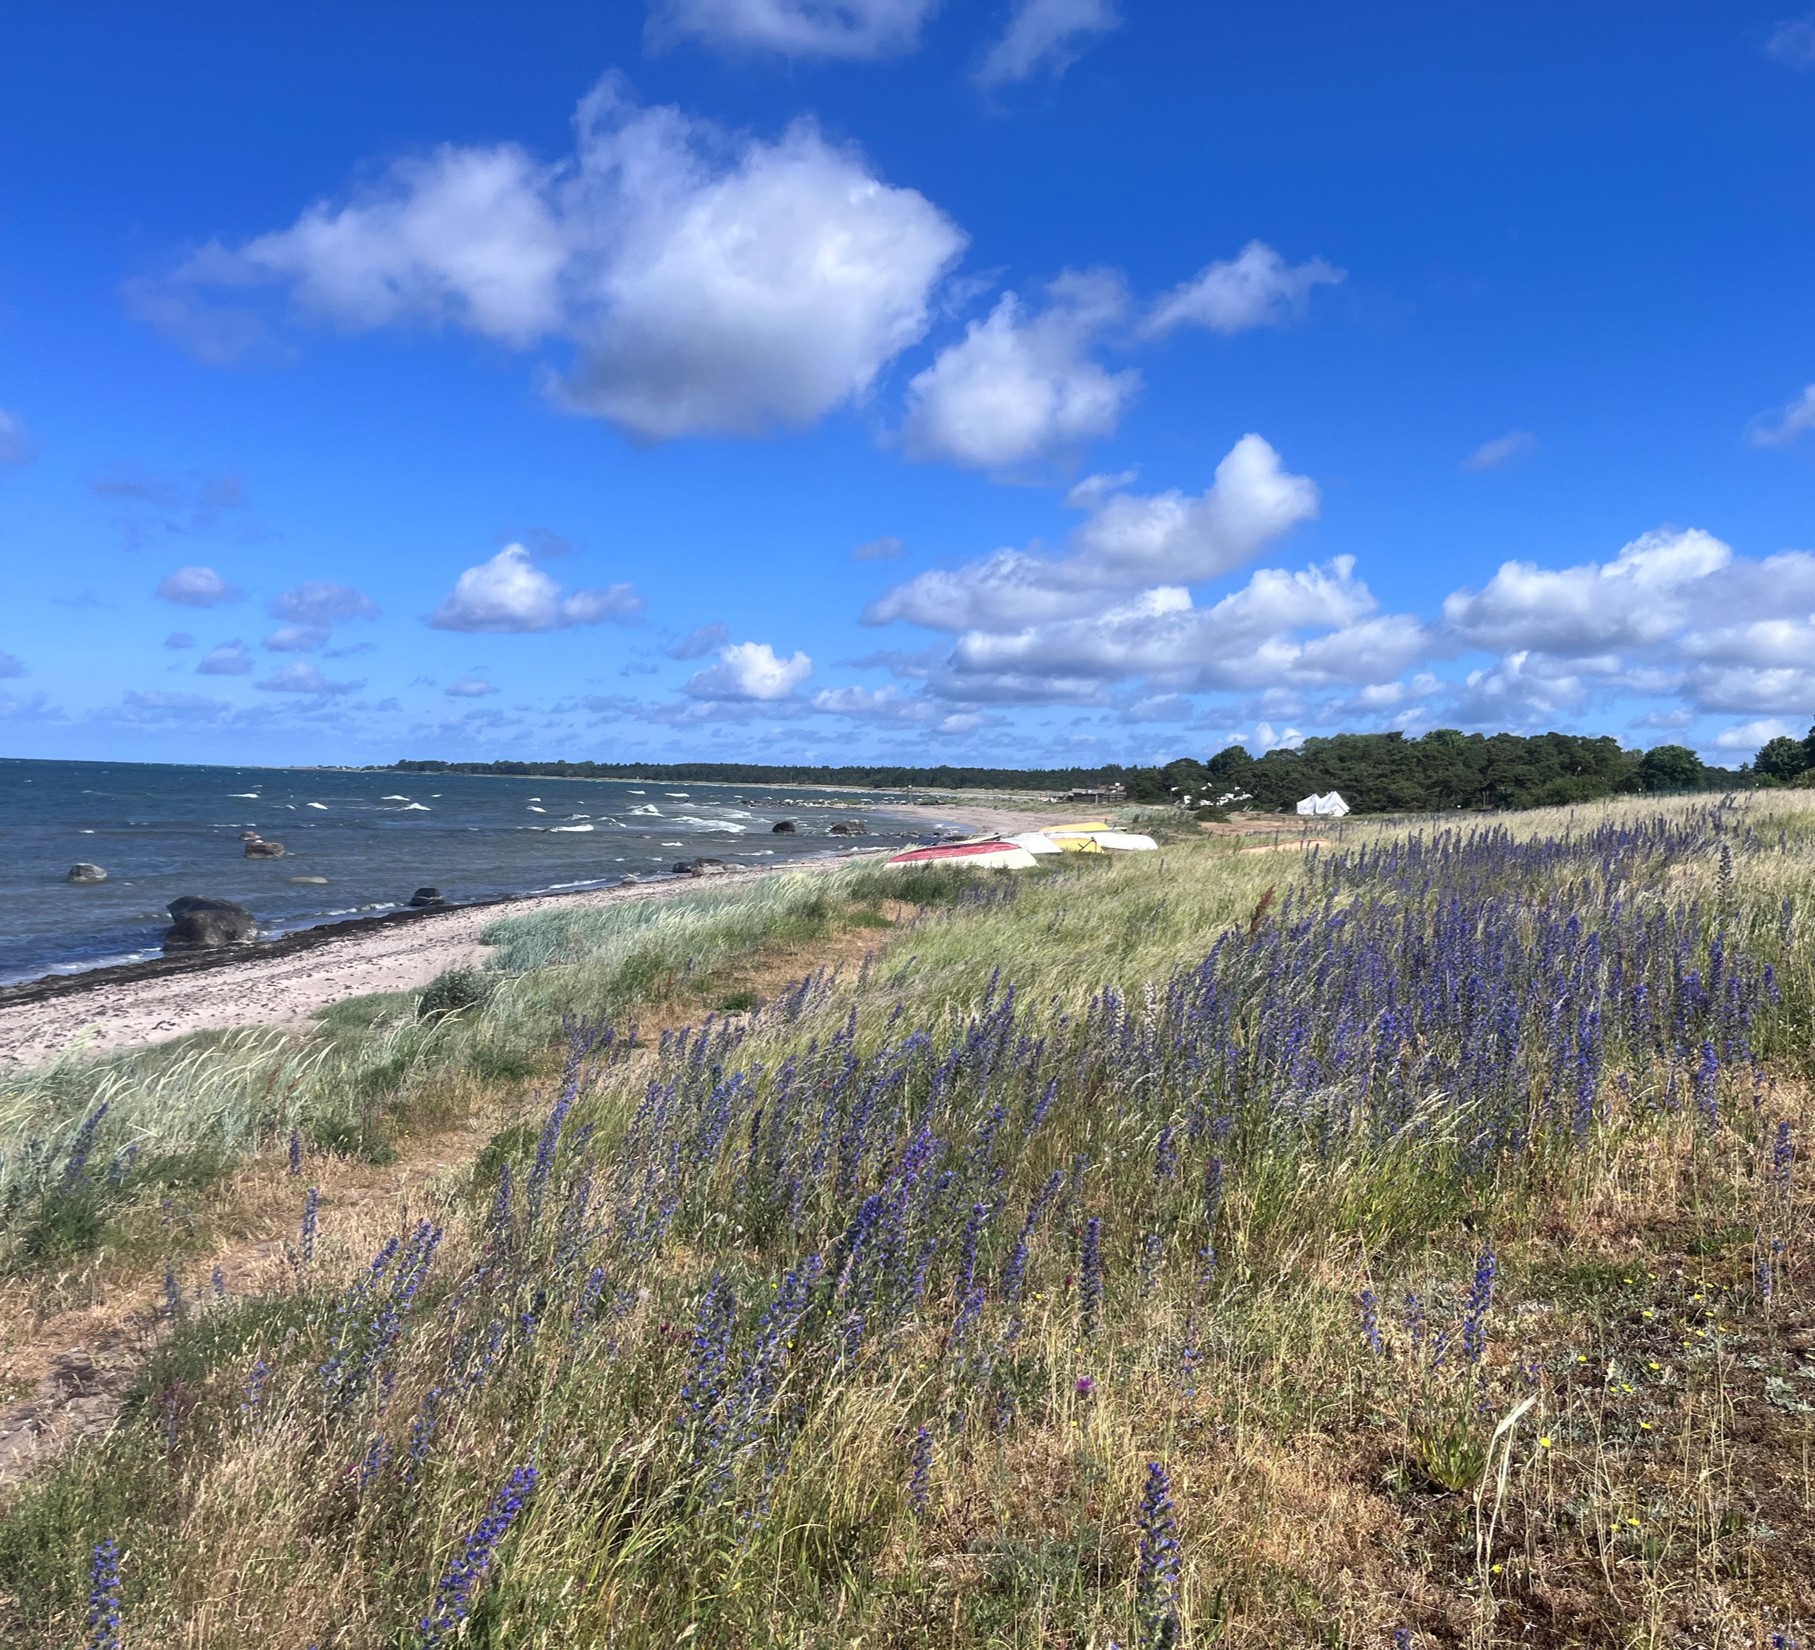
[2,795,1814,1646]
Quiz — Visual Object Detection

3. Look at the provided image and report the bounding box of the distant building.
[1295,791,1351,818]
[1058,783,1126,803]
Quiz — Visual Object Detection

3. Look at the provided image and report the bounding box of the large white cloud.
[975,0,1120,87]
[1144,242,1344,337]
[899,271,1136,470]
[1442,529,1733,657]
[686,640,814,700]
[428,545,644,634]
[649,0,936,58]
[869,434,1318,631]
[151,77,965,444]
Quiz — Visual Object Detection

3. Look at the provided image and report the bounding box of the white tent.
[1294,791,1351,818]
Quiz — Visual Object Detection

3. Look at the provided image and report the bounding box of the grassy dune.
[3,797,1814,1647]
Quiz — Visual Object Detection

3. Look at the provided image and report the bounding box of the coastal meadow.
[2,795,1814,1645]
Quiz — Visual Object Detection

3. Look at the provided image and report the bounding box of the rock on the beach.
[827,819,868,836]
[674,858,730,877]
[770,820,797,834]
[408,887,445,907]
[164,895,258,951]
[66,863,107,884]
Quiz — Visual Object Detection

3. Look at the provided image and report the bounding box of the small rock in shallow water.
[674,858,729,876]
[409,886,445,907]
[66,863,107,884]
[289,876,329,885]
[241,832,285,859]
[771,820,797,834]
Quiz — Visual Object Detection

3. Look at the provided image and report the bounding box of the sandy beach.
[0,802,1092,1069]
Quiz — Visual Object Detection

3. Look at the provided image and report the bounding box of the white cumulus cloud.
[155,565,240,607]
[686,640,814,700]
[1144,242,1344,337]
[901,271,1137,470]
[1767,14,1815,68]
[150,76,966,444]
[428,545,644,634]
[264,625,329,653]
[869,434,1318,631]
[445,675,499,698]
[976,0,1120,87]
[649,0,936,58]
[1713,717,1799,753]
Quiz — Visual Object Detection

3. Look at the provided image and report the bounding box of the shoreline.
[0,801,1093,1069]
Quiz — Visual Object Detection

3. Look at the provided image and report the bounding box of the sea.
[0,758,930,986]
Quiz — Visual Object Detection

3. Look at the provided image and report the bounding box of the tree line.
[386,724,1805,815]
[1128,729,1772,813]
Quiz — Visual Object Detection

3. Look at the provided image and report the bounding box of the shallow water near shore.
[0,758,922,985]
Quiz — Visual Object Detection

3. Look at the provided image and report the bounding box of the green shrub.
[416,967,497,1022]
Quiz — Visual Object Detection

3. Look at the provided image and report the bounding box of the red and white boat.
[883,840,1039,871]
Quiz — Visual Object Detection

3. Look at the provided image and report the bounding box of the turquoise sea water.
[0,759,922,985]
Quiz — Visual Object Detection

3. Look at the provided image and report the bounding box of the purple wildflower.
[86,1538,122,1650]
[1134,1462,1181,1650]
[418,1463,538,1646]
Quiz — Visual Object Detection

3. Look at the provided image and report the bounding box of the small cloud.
[196,640,253,675]
[667,622,730,660]
[94,470,181,509]
[1144,242,1344,337]
[156,565,240,607]
[1714,716,1797,753]
[852,535,906,562]
[257,661,362,695]
[1747,384,1815,448]
[685,640,814,701]
[428,545,644,633]
[621,661,661,676]
[323,640,375,658]
[519,527,577,560]
[976,0,1121,87]
[0,409,33,467]
[269,580,379,624]
[1120,692,1193,723]
[264,625,329,652]
[1462,429,1537,472]
[1063,470,1137,509]
[1767,14,1815,67]
[444,674,499,698]
[164,632,196,650]
[52,590,113,609]
[0,651,24,678]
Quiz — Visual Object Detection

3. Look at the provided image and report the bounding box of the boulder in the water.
[66,863,107,884]
[241,832,285,859]
[164,895,258,951]
[827,819,868,836]
[409,886,445,908]
[674,858,730,877]
[770,820,797,834]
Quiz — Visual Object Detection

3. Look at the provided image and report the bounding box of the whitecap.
[527,797,542,802]
[528,806,547,813]
[628,804,661,816]
[228,792,261,799]
[399,802,431,811]
[628,790,645,795]
[661,841,683,847]
[550,823,595,833]
[306,802,328,810]
[666,792,689,798]
[381,794,410,801]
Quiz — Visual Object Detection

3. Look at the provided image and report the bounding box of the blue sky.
[2,1,1813,769]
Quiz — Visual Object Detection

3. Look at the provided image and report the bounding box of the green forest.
[386,723,1814,815]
